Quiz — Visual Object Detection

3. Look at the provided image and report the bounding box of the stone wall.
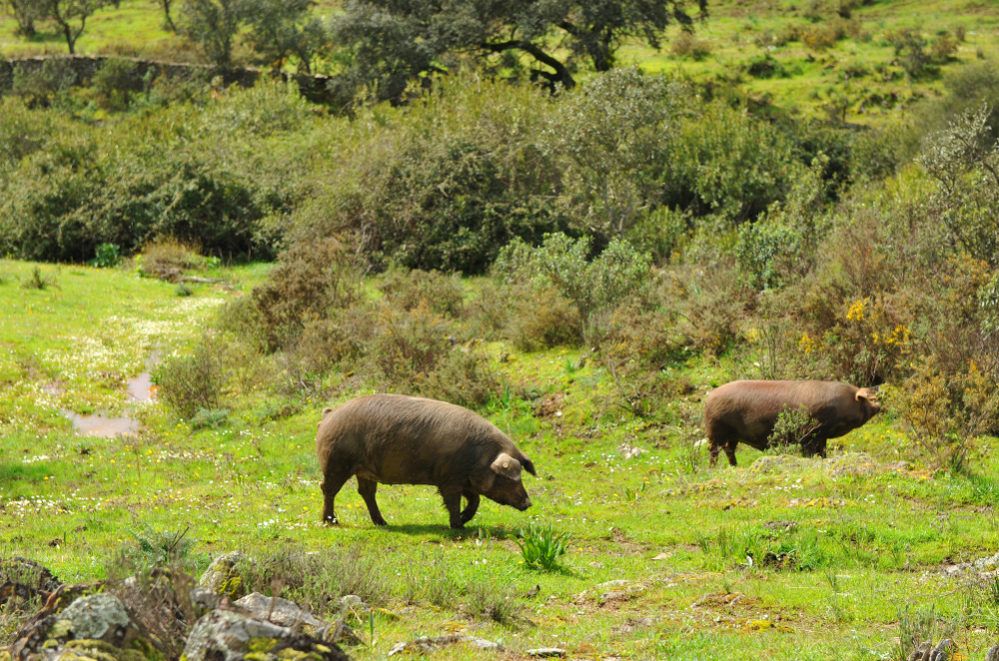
[0,54,340,105]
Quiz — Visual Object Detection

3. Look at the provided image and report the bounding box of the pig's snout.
[517,496,532,511]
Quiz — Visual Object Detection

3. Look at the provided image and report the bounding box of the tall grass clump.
[517,522,570,572]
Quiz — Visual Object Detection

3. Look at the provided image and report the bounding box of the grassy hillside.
[2,0,997,121]
[2,259,997,659]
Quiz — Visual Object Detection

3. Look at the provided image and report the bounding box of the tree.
[180,0,243,69]
[242,0,327,73]
[40,0,107,53]
[159,0,176,31]
[3,0,44,37]
[332,0,707,102]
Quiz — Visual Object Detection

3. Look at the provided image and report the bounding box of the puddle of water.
[59,352,159,437]
[126,371,155,402]
[62,410,140,438]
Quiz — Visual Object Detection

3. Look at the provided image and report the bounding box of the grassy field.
[2,258,998,659]
[2,0,998,122]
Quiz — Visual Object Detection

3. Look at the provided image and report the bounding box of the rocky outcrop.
[198,550,249,599]
[183,609,349,661]
[9,593,153,660]
[3,557,350,661]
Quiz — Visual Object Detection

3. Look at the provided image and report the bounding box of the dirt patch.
[690,591,797,632]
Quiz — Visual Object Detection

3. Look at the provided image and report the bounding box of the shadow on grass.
[383,522,520,540]
[0,462,50,484]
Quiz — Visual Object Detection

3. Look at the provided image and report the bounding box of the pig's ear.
[490,453,522,480]
[521,457,537,477]
[855,388,873,402]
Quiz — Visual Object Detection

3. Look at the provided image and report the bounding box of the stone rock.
[749,455,810,474]
[198,551,248,599]
[0,558,61,605]
[618,444,644,459]
[190,586,221,615]
[907,639,955,661]
[386,635,501,656]
[527,648,567,658]
[235,592,326,630]
[985,644,999,661]
[943,551,999,578]
[827,452,879,477]
[10,593,150,660]
[339,595,367,612]
[231,593,363,647]
[182,609,349,661]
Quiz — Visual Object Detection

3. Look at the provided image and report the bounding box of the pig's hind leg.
[321,464,352,525]
[357,477,388,526]
[707,421,739,467]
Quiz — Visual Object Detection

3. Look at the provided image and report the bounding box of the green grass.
[2,0,997,123]
[2,259,998,658]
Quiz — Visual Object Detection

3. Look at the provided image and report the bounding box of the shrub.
[664,102,801,221]
[379,268,465,318]
[599,301,690,417]
[660,249,754,355]
[137,239,202,281]
[90,242,122,268]
[887,29,933,79]
[20,266,57,290]
[251,238,363,351]
[546,68,684,243]
[801,23,843,50]
[505,285,581,351]
[767,405,822,453]
[919,104,999,266]
[494,233,651,342]
[463,581,518,625]
[92,58,142,111]
[625,206,692,264]
[516,522,569,572]
[931,33,959,63]
[238,547,389,614]
[736,218,804,290]
[156,333,230,420]
[11,59,76,108]
[292,75,563,274]
[670,31,711,60]
[362,302,500,407]
[746,54,787,79]
[893,358,999,471]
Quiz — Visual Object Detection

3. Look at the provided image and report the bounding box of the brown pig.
[316,394,536,529]
[704,380,880,466]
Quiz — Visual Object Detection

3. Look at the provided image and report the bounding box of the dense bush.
[494,233,652,343]
[250,237,363,352]
[379,268,465,318]
[156,333,232,419]
[0,81,310,261]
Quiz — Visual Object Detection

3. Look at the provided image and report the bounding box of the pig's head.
[855,387,881,421]
[474,452,536,511]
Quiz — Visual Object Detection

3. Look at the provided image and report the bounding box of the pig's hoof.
[323,516,339,526]
[372,518,388,526]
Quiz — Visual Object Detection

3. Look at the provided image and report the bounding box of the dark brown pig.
[316,394,536,528]
[704,380,880,466]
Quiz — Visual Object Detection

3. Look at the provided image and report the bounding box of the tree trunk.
[482,39,575,90]
[160,0,176,32]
